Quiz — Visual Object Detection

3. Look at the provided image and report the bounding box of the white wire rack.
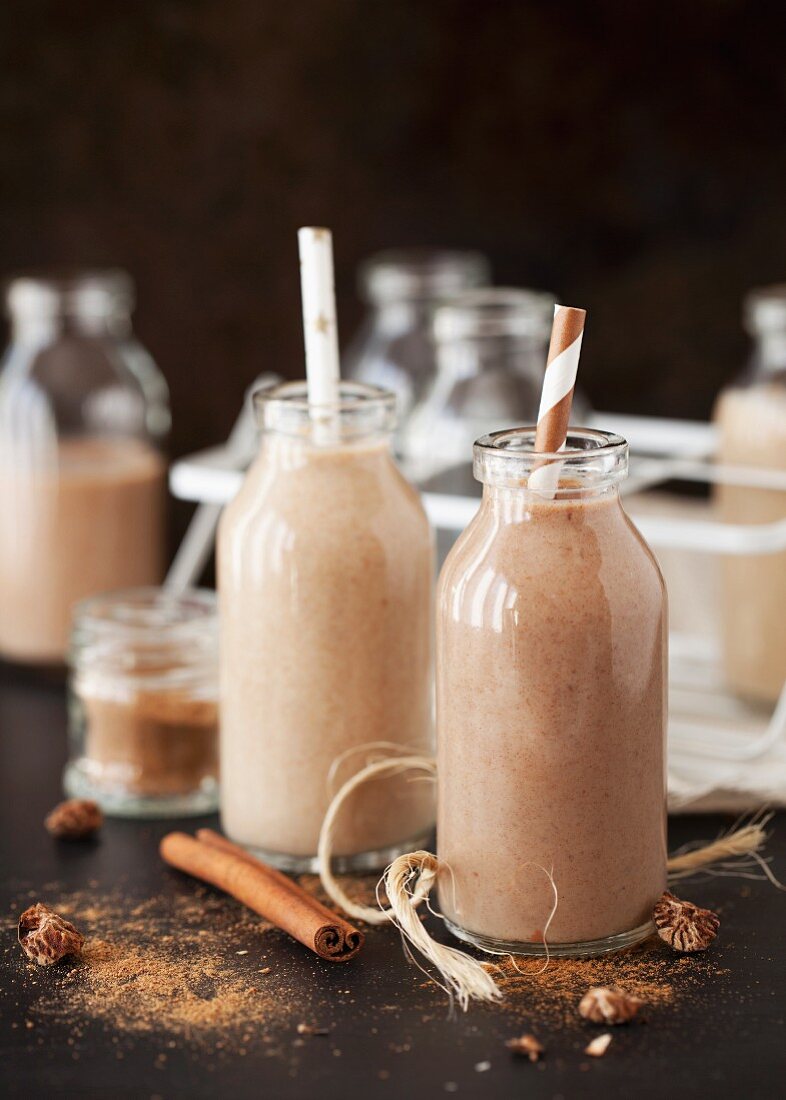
[169,410,786,809]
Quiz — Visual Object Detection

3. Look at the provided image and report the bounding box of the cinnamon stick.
[159,831,364,962]
[195,829,346,927]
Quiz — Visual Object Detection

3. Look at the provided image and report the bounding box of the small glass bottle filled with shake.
[219,229,435,871]
[0,271,169,666]
[437,308,667,955]
[714,285,786,704]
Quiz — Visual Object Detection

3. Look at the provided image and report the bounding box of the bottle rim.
[359,248,490,304]
[743,284,786,335]
[5,269,135,322]
[251,379,397,439]
[473,426,628,492]
[433,287,558,342]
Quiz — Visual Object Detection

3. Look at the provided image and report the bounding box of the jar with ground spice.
[65,587,219,817]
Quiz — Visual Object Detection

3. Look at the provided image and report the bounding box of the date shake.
[714,381,786,703]
[437,429,667,953]
[218,381,435,870]
[0,437,166,664]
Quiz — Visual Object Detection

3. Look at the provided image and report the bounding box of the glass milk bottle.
[343,249,490,447]
[714,285,786,704]
[218,380,435,871]
[437,429,667,955]
[401,288,564,483]
[0,271,169,665]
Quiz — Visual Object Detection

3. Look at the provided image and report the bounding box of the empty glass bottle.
[343,249,490,448]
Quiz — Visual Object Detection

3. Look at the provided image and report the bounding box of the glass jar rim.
[473,427,628,491]
[359,248,490,304]
[73,586,216,642]
[433,287,558,342]
[252,379,397,439]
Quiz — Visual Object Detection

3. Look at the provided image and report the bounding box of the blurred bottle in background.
[343,248,490,451]
[402,287,591,485]
[714,284,786,704]
[0,271,170,665]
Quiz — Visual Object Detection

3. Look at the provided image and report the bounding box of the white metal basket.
[169,409,786,811]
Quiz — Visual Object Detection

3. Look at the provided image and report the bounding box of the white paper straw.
[298,227,341,440]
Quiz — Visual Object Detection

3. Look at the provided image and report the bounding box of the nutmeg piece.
[578,986,643,1025]
[585,1033,613,1058]
[44,799,103,840]
[654,890,720,952]
[18,903,85,966]
[505,1033,544,1062]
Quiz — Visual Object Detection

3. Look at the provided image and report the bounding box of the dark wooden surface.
[1,663,784,1099]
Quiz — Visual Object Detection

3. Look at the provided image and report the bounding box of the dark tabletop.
[1,664,784,1100]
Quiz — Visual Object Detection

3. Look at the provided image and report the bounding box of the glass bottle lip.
[5,269,135,323]
[743,285,786,335]
[359,248,490,305]
[433,287,558,343]
[473,427,628,493]
[252,379,397,441]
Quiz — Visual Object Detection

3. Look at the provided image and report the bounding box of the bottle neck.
[752,329,786,376]
[370,298,428,333]
[436,334,548,381]
[482,480,621,519]
[12,310,131,345]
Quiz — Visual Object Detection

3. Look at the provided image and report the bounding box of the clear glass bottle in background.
[437,428,667,955]
[343,248,491,448]
[402,288,591,485]
[0,271,170,665]
[714,285,786,704]
[66,587,219,817]
[218,380,435,872]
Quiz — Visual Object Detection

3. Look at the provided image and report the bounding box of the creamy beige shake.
[0,437,166,664]
[437,430,667,951]
[218,383,435,868]
[714,383,786,703]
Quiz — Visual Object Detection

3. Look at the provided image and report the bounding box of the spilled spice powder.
[478,939,726,1026]
[15,888,306,1049]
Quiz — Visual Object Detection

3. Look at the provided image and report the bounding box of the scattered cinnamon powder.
[13,887,304,1049]
[478,939,726,1026]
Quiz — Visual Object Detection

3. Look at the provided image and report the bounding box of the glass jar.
[714,285,786,704]
[218,380,435,872]
[343,249,490,447]
[401,287,586,483]
[66,587,219,817]
[436,428,667,956]
[0,271,170,665]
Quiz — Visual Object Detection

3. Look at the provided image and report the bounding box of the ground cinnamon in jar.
[65,588,219,816]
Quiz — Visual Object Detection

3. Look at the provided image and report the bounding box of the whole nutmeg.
[578,986,643,1025]
[44,799,103,840]
[18,903,85,966]
[654,891,720,952]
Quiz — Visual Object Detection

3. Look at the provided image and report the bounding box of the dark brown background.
[2,0,785,462]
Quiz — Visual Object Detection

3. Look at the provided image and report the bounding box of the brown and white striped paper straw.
[528,305,586,494]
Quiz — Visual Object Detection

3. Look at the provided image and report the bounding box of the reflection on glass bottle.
[402,287,591,485]
[0,271,170,665]
[714,285,786,704]
[343,249,490,447]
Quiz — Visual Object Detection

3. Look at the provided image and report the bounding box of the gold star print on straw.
[311,227,328,240]
[314,313,330,335]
